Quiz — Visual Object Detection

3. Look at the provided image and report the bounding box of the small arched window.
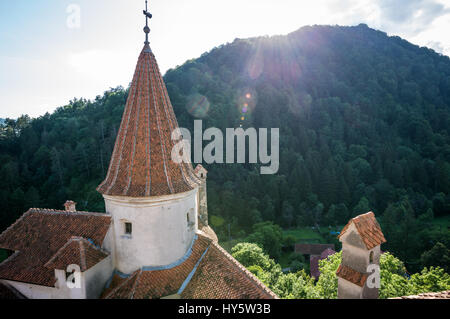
[369,251,374,264]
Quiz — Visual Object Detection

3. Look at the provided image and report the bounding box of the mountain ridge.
[0,24,449,272]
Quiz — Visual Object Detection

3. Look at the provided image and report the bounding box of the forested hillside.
[0,24,449,272]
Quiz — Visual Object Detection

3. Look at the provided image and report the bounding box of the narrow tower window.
[187,209,195,228]
[125,222,132,235]
[369,251,374,264]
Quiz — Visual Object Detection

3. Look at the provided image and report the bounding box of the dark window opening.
[369,251,374,263]
[125,222,132,235]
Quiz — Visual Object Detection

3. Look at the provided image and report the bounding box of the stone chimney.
[64,201,77,212]
[336,212,386,299]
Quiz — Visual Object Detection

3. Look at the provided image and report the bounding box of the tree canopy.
[232,243,450,299]
[0,24,449,273]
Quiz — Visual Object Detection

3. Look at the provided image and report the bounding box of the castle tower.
[194,165,208,226]
[336,212,386,299]
[97,5,201,274]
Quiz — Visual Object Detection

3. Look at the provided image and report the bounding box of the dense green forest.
[0,24,449,273]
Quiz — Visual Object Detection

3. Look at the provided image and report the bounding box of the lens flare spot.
[237,88,257,113]
[185,93,210,118]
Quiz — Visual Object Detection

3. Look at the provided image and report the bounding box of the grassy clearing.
[282,227,324,243]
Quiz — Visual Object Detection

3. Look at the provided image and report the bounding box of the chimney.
[64,200,77,212]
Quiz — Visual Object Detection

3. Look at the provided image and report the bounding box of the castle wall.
[1,255,113,299]
[198,180,208,226]
[1,279,65,299]
[2,273,86,299]
[85,255,113,299]
[104,188,199,274]
[341,241,368,274]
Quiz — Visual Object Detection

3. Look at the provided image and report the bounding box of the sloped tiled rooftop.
[102,234,277,299]
[97,44,201,197]
[336,264,368,287]
[338,212,386,250]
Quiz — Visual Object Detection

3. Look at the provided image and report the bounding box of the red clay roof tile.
[295,244,335,255]
[336,264,368,287]
[103,235,211,299]
[45,237,109,272]
[393,291,450,299]
[102,234,277,299]
[0,209,111,287]
[338,212,386,250]
[181,241,278,299]
[97,44,201,197]
[102,270,142,299]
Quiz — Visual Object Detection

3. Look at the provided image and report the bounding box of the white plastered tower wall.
[338,221,381,299]
[340,223,381,274]
[104,187,199,274]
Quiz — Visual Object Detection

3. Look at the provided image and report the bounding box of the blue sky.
[1,0,449,118]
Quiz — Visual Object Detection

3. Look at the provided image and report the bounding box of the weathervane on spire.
[143,0,152,45]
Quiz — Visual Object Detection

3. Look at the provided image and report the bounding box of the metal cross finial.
[143,0,152,45]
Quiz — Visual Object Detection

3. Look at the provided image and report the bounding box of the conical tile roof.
[98,44,200,197]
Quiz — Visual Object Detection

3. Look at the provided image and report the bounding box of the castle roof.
[310,248,336,279]
[0,209,111,287]
[392,291,450,299]
[102,234,277,299]
[0,282,26,299]
[295,243,335,255]
[44,237,109,272]
[338,212,386,250]
[336,264,368,287]
[97,44,201,197]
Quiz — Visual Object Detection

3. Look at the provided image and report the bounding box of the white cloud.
[321,0,450,56]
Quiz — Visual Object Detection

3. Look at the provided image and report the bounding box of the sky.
[0,0,449,119]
